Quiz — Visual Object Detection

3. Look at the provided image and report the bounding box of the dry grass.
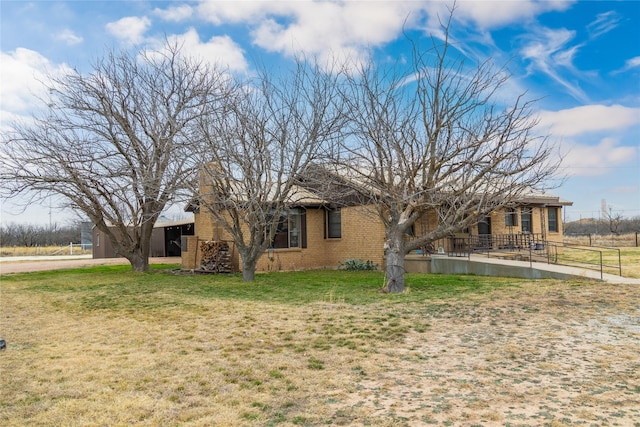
[564,232,639,247]
[1,268,639,426]
[554,246,640,278]
[0,245,92,257]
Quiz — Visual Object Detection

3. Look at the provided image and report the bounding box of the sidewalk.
[0,254,93,263]
[465,254,640,284]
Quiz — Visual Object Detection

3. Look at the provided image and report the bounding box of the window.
[505,208,518,227]
[521,207,532,233]
[548,207,559,232]
[325,208,341,239]
[271,209,305,249]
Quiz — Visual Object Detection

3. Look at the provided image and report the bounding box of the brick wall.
[181,205,387,272]
[465,206,565,240]
[181,203,566,272]
[254,206,386,272]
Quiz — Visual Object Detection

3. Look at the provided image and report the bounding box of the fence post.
[599,251,603,280]
[69,242,73,255]
[618,249,622,277]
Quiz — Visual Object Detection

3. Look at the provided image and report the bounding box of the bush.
[339,259,378,271]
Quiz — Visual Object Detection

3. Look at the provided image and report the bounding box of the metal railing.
[447,233,545,258]
[440,235,622,280]
[547,243,622,279]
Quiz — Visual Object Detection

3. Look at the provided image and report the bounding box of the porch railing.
[445,233,545,257]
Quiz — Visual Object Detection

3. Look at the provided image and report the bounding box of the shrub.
[339,258,378,271]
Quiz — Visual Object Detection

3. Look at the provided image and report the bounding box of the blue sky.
[1,0,639,225]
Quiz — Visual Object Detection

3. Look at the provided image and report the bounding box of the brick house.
[180,182,571,272]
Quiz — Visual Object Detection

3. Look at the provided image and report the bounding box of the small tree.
[0,44,228,271]
[336,9,559,292]
[195,60,346,281]
[605,208,623,234]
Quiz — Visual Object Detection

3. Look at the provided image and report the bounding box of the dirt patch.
[334,285,640,425]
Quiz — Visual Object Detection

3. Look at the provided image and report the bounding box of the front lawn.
[1,267,638,426]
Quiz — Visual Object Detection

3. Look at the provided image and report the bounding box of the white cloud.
[106,16,151,45]
[520,27,589,102]
[539,105,640,137]
[197,0,418,68]
[197,0,278,25]
[540,105,640,177]
[153,4,193,21]
[195,0,577,71]
[613,56,640,74]
[56,28,83,45]
[586,10,621,39]
[560,137,637,177]
[165,28,248,72]
[425,0,573,31]
[625,56,640,69]
[0,48,70,114]
[0,48,73,136]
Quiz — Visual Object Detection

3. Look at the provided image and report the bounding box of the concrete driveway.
[0,256,181,275]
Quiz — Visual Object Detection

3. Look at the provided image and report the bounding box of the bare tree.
[0,223,81,247]
[195,60,346,281]
[0,44,227,271]
[334,10,559,292]
[605,208,623,234]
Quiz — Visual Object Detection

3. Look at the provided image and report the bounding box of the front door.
[477,216,492,248]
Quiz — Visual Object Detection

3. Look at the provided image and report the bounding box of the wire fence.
[1,243,92,257]
[564,232,639,247]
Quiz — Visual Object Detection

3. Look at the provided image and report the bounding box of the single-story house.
[181,178,572,272]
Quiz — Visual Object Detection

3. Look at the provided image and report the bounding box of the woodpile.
[199,240,232,273]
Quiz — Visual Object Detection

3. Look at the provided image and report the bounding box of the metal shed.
[92,218,195,259]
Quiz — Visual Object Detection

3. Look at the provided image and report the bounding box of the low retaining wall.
[431,257,577,280]
[404,255,432,273]
[405,255,588,281]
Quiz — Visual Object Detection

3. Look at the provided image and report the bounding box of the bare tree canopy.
[195,59,347,281]
[330,9,560,292]
[0,44,228,271]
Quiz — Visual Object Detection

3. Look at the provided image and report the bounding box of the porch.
[448,233,546,256]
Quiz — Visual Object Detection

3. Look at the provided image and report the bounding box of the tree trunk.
[129,250,150,272]
[240,252,258,282]
[127,221,154,272]
[242,268,256,282]
[384,232,406,293]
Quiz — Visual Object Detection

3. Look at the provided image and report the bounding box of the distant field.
[564,232,639,248]
[1,267,638,426]
[0,245,92,257]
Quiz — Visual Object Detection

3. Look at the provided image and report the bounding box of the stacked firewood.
[199,240,232,273]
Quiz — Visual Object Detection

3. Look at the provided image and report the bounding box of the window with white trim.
[271,209,303,249]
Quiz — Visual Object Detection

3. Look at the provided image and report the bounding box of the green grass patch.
[1,266,521,314]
